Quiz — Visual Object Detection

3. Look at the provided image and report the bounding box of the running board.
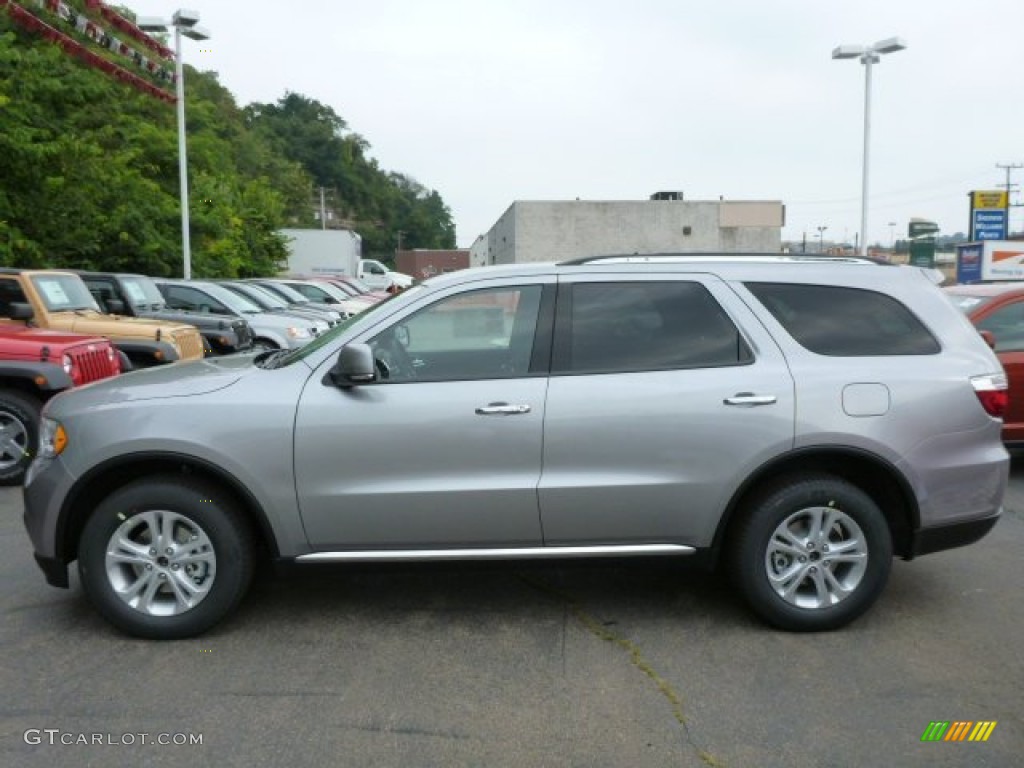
[296,544,695,564]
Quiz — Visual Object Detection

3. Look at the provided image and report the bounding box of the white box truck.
[278,229,413,291]
[955,240,1024,283]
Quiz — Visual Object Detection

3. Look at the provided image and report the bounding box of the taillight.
[971,373,1009,418]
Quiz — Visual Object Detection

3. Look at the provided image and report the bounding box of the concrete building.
[481,197,785,265]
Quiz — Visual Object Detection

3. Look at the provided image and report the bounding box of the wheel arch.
[712,446,919,562]
[56,452,280,566]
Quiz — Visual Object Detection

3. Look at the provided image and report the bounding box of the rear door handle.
[723,393,777,407]
[475,403,531,416]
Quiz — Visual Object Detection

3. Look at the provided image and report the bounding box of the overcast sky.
[138,0,1024,248]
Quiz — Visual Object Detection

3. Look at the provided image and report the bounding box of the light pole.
[816,225,828,254]
[888,221,897,250]
[832,37,906,257]
[138,10,211,280]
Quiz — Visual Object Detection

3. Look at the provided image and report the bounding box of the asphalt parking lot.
[2,464,1022,768]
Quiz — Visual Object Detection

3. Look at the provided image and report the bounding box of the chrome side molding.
[296,543,696,563]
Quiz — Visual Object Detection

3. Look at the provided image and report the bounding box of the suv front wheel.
[78,476,254,639]
[733,474,893,632]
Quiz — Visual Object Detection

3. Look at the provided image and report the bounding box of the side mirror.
[329,343,377,387]
[106,298,126,314]
[9,302,34,320]
[979,329,996,350]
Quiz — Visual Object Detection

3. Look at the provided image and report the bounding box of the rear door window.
[554,281,752,373]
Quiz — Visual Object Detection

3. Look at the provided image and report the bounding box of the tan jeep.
[0,269,204,367]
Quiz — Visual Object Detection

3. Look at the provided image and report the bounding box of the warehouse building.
[473,195,784,265]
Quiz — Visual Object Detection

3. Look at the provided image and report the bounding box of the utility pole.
[319,187,327,230]
[996,162,1022,236]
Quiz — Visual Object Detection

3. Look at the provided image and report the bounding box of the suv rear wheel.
[732,474,892,631]
[78,476,254,639]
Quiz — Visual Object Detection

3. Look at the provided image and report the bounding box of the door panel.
[295,279,554,550]
[539,276,795,548]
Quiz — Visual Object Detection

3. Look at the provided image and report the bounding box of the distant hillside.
[0,8,454,276]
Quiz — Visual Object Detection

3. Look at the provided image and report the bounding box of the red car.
[945,282,1024,443]
[0,327,121,483]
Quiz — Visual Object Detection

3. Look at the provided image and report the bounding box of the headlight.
[39,418,67,458]
[287,327,311,339]
[62,354,73,375]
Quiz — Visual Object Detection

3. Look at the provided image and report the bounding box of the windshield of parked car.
[945,293,993,313]
[31,274,102,312]
[288,280,350,303]
[261,285,424,368]
[120,276,167,310]
[226,283,289,310]
[258,281,309,304]
[195,282,263,314]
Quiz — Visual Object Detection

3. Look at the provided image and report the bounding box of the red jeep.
[0,327,121,484]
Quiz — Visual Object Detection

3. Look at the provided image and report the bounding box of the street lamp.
[816,225,828,254]
[138,10,211,280]
[832,37,907,257]
[888,221,897,250]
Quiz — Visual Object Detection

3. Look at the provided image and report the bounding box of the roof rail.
[558,253,891,266]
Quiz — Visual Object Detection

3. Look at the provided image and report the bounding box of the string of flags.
[2,0,178,102]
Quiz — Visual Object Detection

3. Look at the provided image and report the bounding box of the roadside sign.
[973,209,1007,241]
[908,221,939,238]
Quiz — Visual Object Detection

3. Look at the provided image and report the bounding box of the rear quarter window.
[745,282,940,356]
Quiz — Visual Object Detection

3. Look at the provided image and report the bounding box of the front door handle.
[475,402,531,416]
[723,393,777,407]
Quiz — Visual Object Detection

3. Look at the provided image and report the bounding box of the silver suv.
[22,256,1009,638]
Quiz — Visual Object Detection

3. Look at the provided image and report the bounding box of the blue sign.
[956,243,984,284]
[973,209,1007,240]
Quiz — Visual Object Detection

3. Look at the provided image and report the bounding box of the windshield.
[258,281,308,303]
[195,282,262,313]
[345,278,374,293]
[267,284,425,368]
[120,276,166,308]
[945,293,992,313]
[289,280,349,303]
[31,274,102,312]
[227,283,289,310]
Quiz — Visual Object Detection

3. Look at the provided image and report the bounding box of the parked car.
[24,255,1007,638]
[154,279,327,351]
[944,282,1023,444]
[273,277,375,315]
[245,279,346,325]
[78,272,255,356]
[312,275,390,304]
[0,327,120,484]
[216,281,344,329]
[0,268,204,367]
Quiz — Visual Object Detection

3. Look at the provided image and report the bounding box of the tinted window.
[556,281,752,374]
[975,302,1024,352]
[369,286,543,382]
[746,282,939,356]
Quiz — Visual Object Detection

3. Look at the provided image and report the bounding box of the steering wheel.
[371,332,417,381]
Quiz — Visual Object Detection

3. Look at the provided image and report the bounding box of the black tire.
[117,350,133,373]
[0,388,42,486]
[78,476,254,639]
[731,474,892,632]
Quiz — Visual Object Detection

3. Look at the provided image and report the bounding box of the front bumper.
[22,456,77,589]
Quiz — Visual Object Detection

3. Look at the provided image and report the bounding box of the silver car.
[155,279,327,351]
[23,256,1008,638]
